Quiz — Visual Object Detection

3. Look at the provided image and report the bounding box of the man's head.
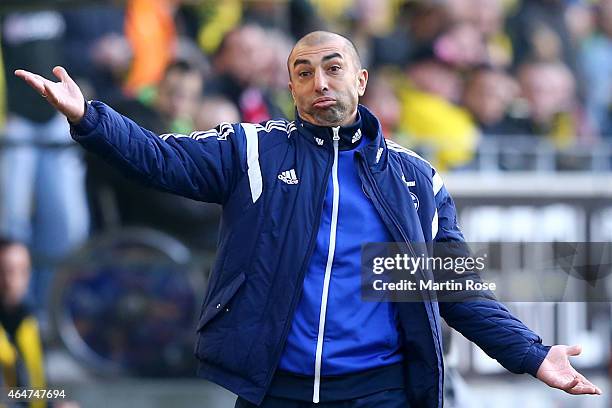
[287,31,368,127]
[156,61,203,121]
[407,58,462,103]
[463,67,518,126]
[195,96,240,131]
[518,60,575,125]
[215,25,269,86]
[0,238,31,309]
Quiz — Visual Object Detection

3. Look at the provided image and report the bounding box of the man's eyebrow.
[292,52,344,69]
[293,59,311,68]
[321,52,343,63]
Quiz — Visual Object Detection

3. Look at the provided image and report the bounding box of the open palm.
[537,344,602,395]
[14,66,85,123]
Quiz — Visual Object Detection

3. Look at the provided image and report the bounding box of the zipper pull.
[332,126,340,141]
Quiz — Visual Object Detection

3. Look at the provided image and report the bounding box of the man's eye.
[299,71,311,78]
[329,65,341,72]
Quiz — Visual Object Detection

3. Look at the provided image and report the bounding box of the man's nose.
[314,69,328,93]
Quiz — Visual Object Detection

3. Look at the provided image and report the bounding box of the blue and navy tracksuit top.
[69,101,551,407]
[279,114,402,378]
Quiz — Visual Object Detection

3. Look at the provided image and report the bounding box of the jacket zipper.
[262,128,335,400]
[357,151,445,385]
[312,126,340,403]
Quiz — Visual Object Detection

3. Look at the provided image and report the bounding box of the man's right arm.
[14,66,247,204]
[72,100,246,204]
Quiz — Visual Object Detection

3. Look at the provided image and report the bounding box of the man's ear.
[357,69,368,97]
[288,81,296,100]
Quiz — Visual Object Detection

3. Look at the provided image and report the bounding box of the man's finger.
[42,82,59,105]
[576,374,603,395]
[567,382,600,395]
[52,66,73,85]
[565,344,582,357]
[14,70,47,95]
[561,376,579,391]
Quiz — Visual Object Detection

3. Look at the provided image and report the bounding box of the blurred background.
[0,0,610,407]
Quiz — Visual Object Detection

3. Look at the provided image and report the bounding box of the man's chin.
[313,108,345,124]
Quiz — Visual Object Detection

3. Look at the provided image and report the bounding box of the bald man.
[15,31,601,407]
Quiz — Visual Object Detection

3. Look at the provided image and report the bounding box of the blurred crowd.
[0,0,611,169]
[0,0,611,390]
[0,0,610,302]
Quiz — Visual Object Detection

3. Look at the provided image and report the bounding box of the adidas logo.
[278,169,299,185]
[352,129,362,144]
[315,137,324,146]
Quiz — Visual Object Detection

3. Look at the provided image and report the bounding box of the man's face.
[519,64,574,124]
[288,39,368,127]
[407,60,462,103]
[0,244,31,308]
[220,26,269,85]
[157,69,203,121]
[464,71,517,125]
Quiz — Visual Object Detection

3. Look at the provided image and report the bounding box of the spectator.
[401,1,449,51]
[462,66,536,171]
[397,49,479,171]
[360,71,402,139]
[579,0,612,136]
[207,24,285,122]
[195,96,240,131]
[0,238,46,408]
[462,66,524,136]
[517,60,584,147]
[116,60,204,134]
[288,0,328,40]
[445,0,475,23]
[190,1,243,56]
[255,28,295,119]
[62,4,130,105]
[86,60,220,250]
[506,0,577,72]
[0,10,89,313]
[123,0,179,96]
[346,0,412,68]
[405,47,464,102]
[467,0,513,68]
[433,22,489,69]
[565,0,596,46]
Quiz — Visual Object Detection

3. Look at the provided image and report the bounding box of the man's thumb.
[566,344,582,356]
[52,66,70,82]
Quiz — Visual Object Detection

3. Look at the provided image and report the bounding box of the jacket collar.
[295,109,363,150]
[295,104,388,171]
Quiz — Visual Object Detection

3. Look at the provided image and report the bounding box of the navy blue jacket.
[71,101,550,407]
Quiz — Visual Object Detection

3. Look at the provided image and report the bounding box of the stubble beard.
[308,98,354,127]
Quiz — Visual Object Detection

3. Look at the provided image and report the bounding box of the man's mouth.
[312,97,336,109]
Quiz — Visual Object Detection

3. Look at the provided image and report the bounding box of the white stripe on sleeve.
[432,208,439,240]
[432,172,444,196]
[242,123,263,203]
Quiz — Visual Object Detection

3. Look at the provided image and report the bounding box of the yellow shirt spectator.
[398,88,479,171]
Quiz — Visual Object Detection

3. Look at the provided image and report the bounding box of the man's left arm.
[431,172,602,395]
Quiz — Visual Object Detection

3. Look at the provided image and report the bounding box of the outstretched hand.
[537,344,602,395]
[14,66,85,123]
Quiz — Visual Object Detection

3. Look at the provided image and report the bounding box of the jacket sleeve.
[70,100,247,204]
[431,169,550,376]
